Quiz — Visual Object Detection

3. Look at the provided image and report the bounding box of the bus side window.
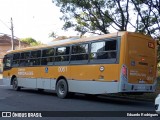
[3,54,12,70]
[42,48,54,57]
[41,57,54,65]
[90,39,117,63]
[29,50,41,66]
[31,50,41,58]
[12,53,20,67]
[19,60,26,66]
[70,43,89,64]
[41,48,55,66]
[41,58,48,65]
[19,52,30,66]
[24,52,30,59]
[55,46,70,64]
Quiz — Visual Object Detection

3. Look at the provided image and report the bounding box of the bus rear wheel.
[56,79,68,99]
[12,77,21,91]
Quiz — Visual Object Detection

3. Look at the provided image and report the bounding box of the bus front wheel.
[56,79,68,99]
[12,77,21,91]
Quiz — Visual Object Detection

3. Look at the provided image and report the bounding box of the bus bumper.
[119,80,157,93]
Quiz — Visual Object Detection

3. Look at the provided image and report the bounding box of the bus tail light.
[141,58,145,62]
[122,65,127,79]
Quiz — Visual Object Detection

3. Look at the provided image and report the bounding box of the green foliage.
[52,0,132,35]
[20,38,42,46]
[52,0,160,70]
[49,32,57,38]
[52,0,160,38]
[131,0,160,37]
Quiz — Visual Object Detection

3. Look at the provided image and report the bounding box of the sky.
[0,0,78,44]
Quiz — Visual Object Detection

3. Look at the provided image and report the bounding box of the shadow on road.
[5,87,154,107]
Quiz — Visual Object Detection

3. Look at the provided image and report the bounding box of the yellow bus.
[3,32,157,98]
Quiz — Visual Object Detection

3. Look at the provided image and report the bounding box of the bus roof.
[6,31,153,54]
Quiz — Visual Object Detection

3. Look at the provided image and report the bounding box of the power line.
[0,19,10,30]
[0,18,16,50]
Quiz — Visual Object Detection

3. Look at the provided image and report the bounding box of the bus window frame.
[89,37,120,64]
[42,48,55,57]
[41,47,55,66]
[3,54,13,70]
[70,43,89,65]
[4,36,121,68]
[29,50,42,66]
[12,53,20,67]
[54,46,70,65]
[19,51,31,67]
[41,56,55,66]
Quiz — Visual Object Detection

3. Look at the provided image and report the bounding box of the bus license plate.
[137,86,146,90]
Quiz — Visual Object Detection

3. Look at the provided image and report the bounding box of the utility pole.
[11,17,14,50]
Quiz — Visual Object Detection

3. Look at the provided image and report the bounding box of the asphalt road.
[0,79,159,120]
[0,79,3,85]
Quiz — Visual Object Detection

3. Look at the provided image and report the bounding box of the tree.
[53,0,130,36]
[20,37,42,46]
[49,32,57,38]
[52,0,160,37]
[130,0,160,64]
[131,0,160,38]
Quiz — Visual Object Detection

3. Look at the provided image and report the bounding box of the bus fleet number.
[58,67,67,72]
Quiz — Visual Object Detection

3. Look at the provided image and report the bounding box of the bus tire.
[85,94,98,99]
[38,89,44,92]
[56,79,68,99]
[12,77,21,91]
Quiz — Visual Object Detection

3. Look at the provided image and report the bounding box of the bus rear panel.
[119,33,157,93]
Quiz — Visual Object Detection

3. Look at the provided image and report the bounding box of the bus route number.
[58,67,67,72]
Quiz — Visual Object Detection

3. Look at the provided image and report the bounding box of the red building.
[0,34,30,74]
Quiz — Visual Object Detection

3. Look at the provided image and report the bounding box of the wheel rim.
[13,80,18,89]
[56,79,68,98]
[58,82,65,95]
